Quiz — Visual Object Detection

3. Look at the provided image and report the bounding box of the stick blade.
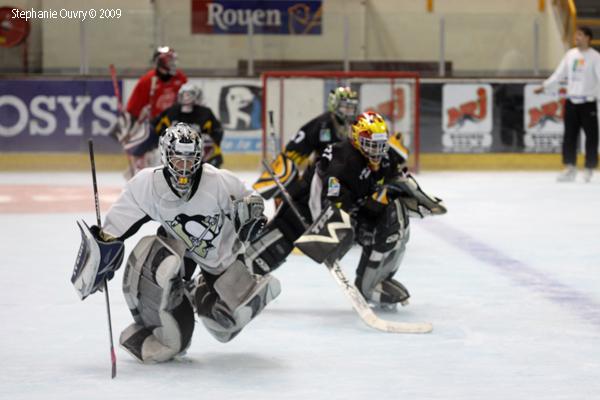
[111,347,117,379]
[363,312,433,334]
[327,261,433,334]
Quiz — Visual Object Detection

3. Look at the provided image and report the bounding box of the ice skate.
[556,165,576,182]
[583,168,593,183]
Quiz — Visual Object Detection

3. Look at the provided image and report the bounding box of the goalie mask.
[328,86,359,126]
[350,111,390,171]
[160,123,203,198]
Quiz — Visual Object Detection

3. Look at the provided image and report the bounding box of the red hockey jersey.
[126,69,187,119]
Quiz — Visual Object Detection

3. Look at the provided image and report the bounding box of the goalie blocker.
[294,205,354,265]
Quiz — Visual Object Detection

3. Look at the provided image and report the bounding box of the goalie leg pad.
[252,153,299,199]
[196,260,281,343]
[120,236,195,363]
[294,205,355,264]
[355,200,411,306]
[245,224,293,275]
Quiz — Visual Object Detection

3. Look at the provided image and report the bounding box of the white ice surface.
[1,170,599,400]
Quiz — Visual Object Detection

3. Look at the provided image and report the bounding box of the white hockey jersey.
[103,164,252,274]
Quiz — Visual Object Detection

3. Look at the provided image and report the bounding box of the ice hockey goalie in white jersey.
[71,123,281,363]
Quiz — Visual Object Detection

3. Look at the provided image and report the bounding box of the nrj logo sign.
[445,87,488,129]
[526,87,566,129]
[523,84,566,152]
[360,83,413,146]
[442,84,493,151]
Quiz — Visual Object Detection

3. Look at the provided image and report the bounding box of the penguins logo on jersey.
[167,212,224,258]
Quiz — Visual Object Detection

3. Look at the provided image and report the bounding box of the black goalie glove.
[232,195,267,243]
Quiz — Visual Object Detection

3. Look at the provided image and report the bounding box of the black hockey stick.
[88,139,118,378]
[260,159,432,334]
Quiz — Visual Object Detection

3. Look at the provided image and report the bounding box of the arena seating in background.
[238,60,452,77]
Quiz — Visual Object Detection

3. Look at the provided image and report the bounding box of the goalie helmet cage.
[261,70,421,172]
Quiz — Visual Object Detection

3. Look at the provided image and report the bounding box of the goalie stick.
[88,139,118,378]
[260,159,432,334]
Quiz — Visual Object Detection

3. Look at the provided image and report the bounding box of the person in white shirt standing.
[535,26,600,182]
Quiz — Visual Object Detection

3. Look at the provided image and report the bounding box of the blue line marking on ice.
[420,219,600,329]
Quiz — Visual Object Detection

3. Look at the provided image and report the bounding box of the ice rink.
[1,170,599,400]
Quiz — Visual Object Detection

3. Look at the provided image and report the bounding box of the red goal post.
[261,70,421,172]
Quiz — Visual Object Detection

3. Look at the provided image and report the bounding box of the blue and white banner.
[0,80,120,152]
[187,78,263,153]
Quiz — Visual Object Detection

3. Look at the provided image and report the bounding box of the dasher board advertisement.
[523,84,566,153]
[442,84,493,152]
[360,83,413,148]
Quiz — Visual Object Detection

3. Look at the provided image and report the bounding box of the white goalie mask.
[160,123,204,197]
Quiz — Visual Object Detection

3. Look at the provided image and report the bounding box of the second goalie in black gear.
[253,86,359,200]
[248,112,446,310]
[247,87,359,275]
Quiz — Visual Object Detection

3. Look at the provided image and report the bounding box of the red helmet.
[153,46,177,76]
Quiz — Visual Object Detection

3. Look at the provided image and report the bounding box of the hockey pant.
[120,235,195,363]
[355,199,411,306]
[194,258,281,343]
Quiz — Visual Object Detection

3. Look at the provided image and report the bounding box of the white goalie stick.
[260,159,432,334]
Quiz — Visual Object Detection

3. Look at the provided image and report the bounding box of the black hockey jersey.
[309,140,403,223]
[284,112,347,166]
[152,104,223,145]
[127,104,225,166]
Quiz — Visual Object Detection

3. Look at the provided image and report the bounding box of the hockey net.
[261,71,420,172]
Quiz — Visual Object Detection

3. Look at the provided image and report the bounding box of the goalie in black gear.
[253,86,359,201]
[71,123,279,363]
[308,111,446,309]
[247,87,359,275]
[247,111,446,310]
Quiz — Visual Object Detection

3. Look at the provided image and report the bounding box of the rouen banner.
[191,0,322,35]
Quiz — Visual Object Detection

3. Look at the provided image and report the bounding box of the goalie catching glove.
[232,195,267,243]
[71,221,124,300]
[384,171,447,218]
